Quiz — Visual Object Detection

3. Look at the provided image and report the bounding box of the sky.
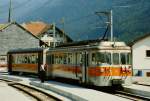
[0,0,149,41]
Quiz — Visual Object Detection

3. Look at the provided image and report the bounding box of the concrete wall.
[132,36,150,76]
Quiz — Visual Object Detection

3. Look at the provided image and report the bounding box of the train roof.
[7,47,44,54]
[57,39,102,47]
[57,39,129,47]
[48,41,130,52]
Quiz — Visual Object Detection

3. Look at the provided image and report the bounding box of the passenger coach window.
[63,54,67,64]
[77,53,82,65]
[46,54,51,64]
[91,53,96,65]
[51,55,54,64]
[54,53,69,64]
[113,53,119,65]
[68,53,73,65]
[12,54,38,64]
[54,55,59,64]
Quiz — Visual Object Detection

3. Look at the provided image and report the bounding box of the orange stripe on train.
[47,65,132,76]
[12,64,38,73]
[88,67,132,76]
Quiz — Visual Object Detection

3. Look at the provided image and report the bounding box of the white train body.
[44,41,132,86]
[8,41,132,86]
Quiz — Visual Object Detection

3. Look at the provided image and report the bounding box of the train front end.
[88,41,132,87]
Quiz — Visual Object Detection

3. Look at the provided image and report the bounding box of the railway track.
[134,82,150,87]
[1,76,150,101]
[0,79,62,101]
[114,90,150,101]
[0,71,8,75]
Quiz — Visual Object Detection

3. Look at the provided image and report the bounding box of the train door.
[38,51,43,74]
[84,51,89,83]
[76,52,88,83]
[7,54,12,73]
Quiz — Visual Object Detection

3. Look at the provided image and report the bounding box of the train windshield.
[92,52,131,66]
[113,53,119,65]
[92,52,111,65]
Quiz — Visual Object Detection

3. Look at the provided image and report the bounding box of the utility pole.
[53,23,56,48]
[61,17,66,43]
[8,0,12,23]
[110,10,113,42]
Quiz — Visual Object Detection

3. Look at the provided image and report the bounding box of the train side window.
[63,53,67,64]
[29,54,34,63]
[46,54,51,65]
[59,56,63,64]
[76,53,82,65]
[12,54,17,64]
[27,55,31,63]
[68,53,73,65]
[35,55,38,63]
[113,53,119,65]
[91,53,96,65]
[24,56,28,63]
[18,55,23,64]
[31,55,37,64]
[55,55,59,64]
[16,55,19,63]
[51,54,54,64]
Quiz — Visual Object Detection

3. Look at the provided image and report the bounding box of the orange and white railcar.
[7,41,132,86]
[45,41,132,86]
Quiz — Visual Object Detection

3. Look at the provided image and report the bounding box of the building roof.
[0,22,48,47]
[22,21,48,36]
[22,21,73,41]
[129,33,150,46]
[0,24,9,29]
[8,47,44,54]
[0,22,39,39]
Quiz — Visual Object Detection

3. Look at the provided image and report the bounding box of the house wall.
[0,24,40,67]
[40,29,69,47]
[132,36,150,76]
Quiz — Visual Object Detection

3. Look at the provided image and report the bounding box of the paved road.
[0,81,32,101]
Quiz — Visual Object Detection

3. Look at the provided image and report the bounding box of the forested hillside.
[0,0,150,43]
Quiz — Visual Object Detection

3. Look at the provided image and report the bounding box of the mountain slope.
[0,0,150,43]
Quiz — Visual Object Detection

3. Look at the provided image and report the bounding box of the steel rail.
[0,78,62,101]
[134,82,150,87]
[115,90,150,101]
